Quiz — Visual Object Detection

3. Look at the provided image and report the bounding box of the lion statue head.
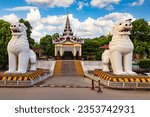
[10,23,27,36]
[112,19,132,35]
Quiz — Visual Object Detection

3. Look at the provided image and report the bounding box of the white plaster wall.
[81,61,102,75]
[36,60,56,76]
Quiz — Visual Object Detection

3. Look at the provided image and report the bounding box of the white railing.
[36,60,56,76]
[81,61,102,75]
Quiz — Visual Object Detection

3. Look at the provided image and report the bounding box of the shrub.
[138,59,150,69]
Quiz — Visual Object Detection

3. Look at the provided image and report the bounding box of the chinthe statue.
[5,23,37,74]
[102,19,137,75]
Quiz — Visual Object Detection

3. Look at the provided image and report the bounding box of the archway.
[56,51,61,59]
[62,51,74,60]
[76,51,79,60]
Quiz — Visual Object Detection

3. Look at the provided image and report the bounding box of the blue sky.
[0,0,150,42]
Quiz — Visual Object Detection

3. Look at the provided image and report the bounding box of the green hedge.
[138,59,150,69]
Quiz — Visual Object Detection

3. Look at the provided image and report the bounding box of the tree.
[33,42,41,48]
[82,35,112,60]
[131,19,150,42]
[52,33,59,39]
[0,20,11,69]
[40,35,54,57]
[133,39,147,54]
[82,39,101,60]
[94,35,112,46]
[19,19,35,48]
[131,19,150,57]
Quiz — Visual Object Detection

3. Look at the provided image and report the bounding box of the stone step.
[54,60,83,77]
[61,60,76,76]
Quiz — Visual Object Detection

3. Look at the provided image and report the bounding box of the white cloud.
[31,24,45,41]
[4,6,38,11]
[26,8,41,24]
[131,0,144,6]
[0,7,134,42]
[25,0,74,8]
[39,12,133,39]
[91,0,120,10]
[105,5,114,11]
[0,14,19,23]
[26,8,44,42]
[94,12,134,35]
[77,1,88,10]
[97,12,134,22]
[41,15,66,25]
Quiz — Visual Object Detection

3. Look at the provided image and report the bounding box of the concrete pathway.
[39,76,91,88]
[0,87,150,100]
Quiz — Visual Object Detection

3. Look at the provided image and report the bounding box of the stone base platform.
[93,70,150,89]
[0,69,50,87]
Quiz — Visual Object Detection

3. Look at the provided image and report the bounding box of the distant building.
[53,13,84,60]
[32,47,44,58]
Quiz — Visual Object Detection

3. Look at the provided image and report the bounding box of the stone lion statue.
[102,19,137,75]
[5,23,36,74]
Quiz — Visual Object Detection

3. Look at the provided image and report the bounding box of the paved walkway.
[0,87,150,100]
[1,73,150,100]
[40,76,91,88]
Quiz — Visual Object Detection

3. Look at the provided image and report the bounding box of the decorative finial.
[67,11,69,18]
[67,11,69,14]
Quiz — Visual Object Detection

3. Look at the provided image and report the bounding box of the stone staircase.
[54,60,84,76]
[61,60,76,76]
[42,60,91,88]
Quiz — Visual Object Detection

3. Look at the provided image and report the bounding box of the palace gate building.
[53,14,84,60]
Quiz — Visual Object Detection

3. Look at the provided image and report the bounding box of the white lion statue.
[102,19,137,75]
[5,23,37,74]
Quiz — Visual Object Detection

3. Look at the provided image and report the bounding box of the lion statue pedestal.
[5,23,36,74]
[102,19,137,75]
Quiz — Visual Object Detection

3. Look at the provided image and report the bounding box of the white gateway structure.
[53,14,84,60]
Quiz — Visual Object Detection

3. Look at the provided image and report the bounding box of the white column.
[60,45,63,56]
[73,46,76,56]
[55,45,57,56]
[79,45,82,56]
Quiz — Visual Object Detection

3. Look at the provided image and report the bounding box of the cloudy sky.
[0,0,149,42]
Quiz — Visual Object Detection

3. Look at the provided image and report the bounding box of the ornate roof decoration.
[53,13,84,44]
